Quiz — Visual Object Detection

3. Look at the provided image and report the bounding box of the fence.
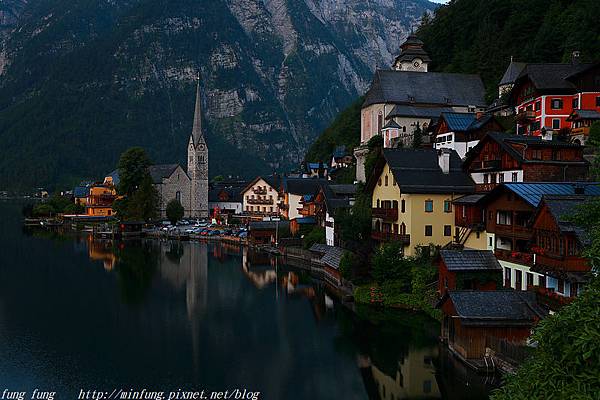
[486,336,532,365]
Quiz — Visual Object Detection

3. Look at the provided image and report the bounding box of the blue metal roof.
[442,112,476,131]
[308,163,328,170]
[503,183,600,207]
[295,217,316,224]
[73,186,90,198]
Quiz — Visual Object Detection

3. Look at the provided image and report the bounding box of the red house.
[463,132,588,192]
[510,60,600,137]
[438,250,502,294]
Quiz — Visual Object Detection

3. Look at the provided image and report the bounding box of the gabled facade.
[510,60,600,137]
[437,250,502,295]
[367,148,474,256]
[463,132,588,192]
[241,176,282,220]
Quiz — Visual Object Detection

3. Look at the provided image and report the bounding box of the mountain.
[0,0,435,190]
[416,0,600,100]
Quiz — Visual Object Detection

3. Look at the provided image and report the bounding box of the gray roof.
[386,105,453,119]
[516,63,593,92]
[499,61,526,86]
[383,119,402,129]
[453,194,486,205]
[440,250,502,271]
[284,178,328,195]
[569,109,600,120]
[148,164,182,184]
[363,70,486,108]
[249,221,290,231]
[377,148,474,194]
[321,246,345,270]
[446,291,546,326]
[309,244,331,254]
[541,195,593,245]
[328,184,357,196]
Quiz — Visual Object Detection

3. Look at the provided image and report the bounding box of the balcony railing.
[533,251,590,272]
[475,183,498,192]
[471,159,501,172]
[516,110,536,123]
[570,127,590,136]
[533,286,575,311]
[494,224,532,239]
[495,249,534,266]
[371,231,410,245]
[372,207,398,221]
[247,198,274,205]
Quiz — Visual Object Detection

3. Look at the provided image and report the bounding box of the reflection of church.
[365,347,441,400]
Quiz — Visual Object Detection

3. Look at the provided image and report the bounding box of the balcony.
[494,223,533,239]
[570,127,590,137]
[533,286,574,311]
[533,251,590,272]
[247,198,274,205]
[371,231,410,245]
[253,187,268,195]
[495,249,534,266]
[372,207,398,221]
[475,183,498,192]
[471,159,501,172]
[516,110,536,123]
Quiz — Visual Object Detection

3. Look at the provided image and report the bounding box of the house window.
[401,199,406,213]
[572,98,579,109]
[425,225,432,236]
[444,225,452,236]
[596,96,600,107]
[176,191,181,202]
[558,278,564,294]
[444,200,452,213]
[505,268,511,287]
[512,172,518,182]
[425,200,433,212]
[551,99,563,109]
[483,174,489,184]
[539,275,546,288]
[377,112,383,133]
[378,178,382,186]
[535,101,541,111]
[515,270,523,290]
[552,118,561,130]
[498,173,504,183]
[527,272,534,288]
[497,210,512,225]
[385,175,388,186]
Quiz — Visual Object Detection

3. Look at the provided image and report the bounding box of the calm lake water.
[0,201,496,399]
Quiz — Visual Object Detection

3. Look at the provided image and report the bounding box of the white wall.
[325,211,335,246]
[470,170,523,184]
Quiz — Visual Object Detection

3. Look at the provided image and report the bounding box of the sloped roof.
[284,178,328,195]
[106,169,120,186]
[73,186,90,198]
[516,63,593,92]
[540,195,593,245]
[568,109,600,121]
[374,148,474,194]
[445,291,546,326]
[499,61,526,86]
[363,70,486,108]
[453,194,486,205]
[440,250,502,271]
[441,112,476,131]
[328,184,357,196]
[333,145,348,158]
[148,164,181,184]
[387,105,453,119]
[321,246,344,270]
[383,119,402,129]
[496,182,600,207]
[309,243,330,254]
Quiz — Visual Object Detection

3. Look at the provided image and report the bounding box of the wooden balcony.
[371,231,410,245]
[570,127,590,137]
[534,252,590,272]
[495,249,534,266]
[475,183,498,192]
[253,187,267,195]
[533,286,575,311]
[516,110,536,123]
[494,224,533,239]
[372,207,398,221]
[247,198,274,205]
[471,159,501,172]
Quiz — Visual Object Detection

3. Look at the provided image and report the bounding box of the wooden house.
[438,291,546,362]
[438,250,502,295]
[463,132,588,192]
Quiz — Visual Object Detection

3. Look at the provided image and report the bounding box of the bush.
[32,204,55,217]
[166,199,185,225]
[371,242,411,290]
[303,226,325,249]
[63,203,85,214]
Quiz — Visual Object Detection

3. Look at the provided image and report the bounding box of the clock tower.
[392,34,431,72]
[187,75,209,218]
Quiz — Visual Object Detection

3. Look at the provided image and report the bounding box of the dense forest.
[305,0,600,162]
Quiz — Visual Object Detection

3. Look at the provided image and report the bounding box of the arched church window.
[200,155,205,163]
[176,191,181,202]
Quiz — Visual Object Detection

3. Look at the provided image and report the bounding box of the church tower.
[392,34,431,72]
[187,75,209,218]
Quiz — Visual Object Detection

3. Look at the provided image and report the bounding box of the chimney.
[572,51,581,64]
[438,149,451,174]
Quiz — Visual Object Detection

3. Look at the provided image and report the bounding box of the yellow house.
[367,148,475,256]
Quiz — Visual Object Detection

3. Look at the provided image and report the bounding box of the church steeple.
[191,73,205,146]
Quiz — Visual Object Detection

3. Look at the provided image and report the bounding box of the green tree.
[117,147,152,196]
[412,125,423,148]
[166,199,185,225]
[63,202,85,214]
[303,226,325,249]
[127,175,159,222]
[588,121,600,147]
[32,204,55,217]
[372,241,411,290]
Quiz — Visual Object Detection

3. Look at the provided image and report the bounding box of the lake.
[0,201,496,399]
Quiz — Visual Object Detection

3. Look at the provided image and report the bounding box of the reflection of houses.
[463,132,589,192]
[370,347,441,400]
[248,220,290,245]
[437,250,502,295]
[438,291,546,363]
[87,237,118,271]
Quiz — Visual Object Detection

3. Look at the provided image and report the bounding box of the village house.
[438,291,546,364]
[463,132,589,192]
[566,109,600,145]
[510,58,600,140]
[432,112,504,159]
[355,34,487,182]
[282,178,328,224]
[330,145,353,169]
[240,176,283,220]
[530,195,595,304]
[437,250,503,295]
[208,178,247,219]
[367,148,474,257]
[456,183,600,294]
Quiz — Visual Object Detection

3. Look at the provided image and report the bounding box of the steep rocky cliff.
[0,0,434,189]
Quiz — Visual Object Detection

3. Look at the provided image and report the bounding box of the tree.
[63,203,85,214]
[117,147,152,196]
[412,124,423,148]
[166,199,185,225]
[588,121,600,147]
[371,241,411,290]
[127,175,159,222]
[303,226,325,249]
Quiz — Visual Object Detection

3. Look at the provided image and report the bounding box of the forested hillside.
[417,0,600,100]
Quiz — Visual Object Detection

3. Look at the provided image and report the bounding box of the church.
[149,78,209,218]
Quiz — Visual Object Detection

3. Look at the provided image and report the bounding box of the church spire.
[191,73,204,146]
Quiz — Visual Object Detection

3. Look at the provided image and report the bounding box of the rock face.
[0,0,435,189]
